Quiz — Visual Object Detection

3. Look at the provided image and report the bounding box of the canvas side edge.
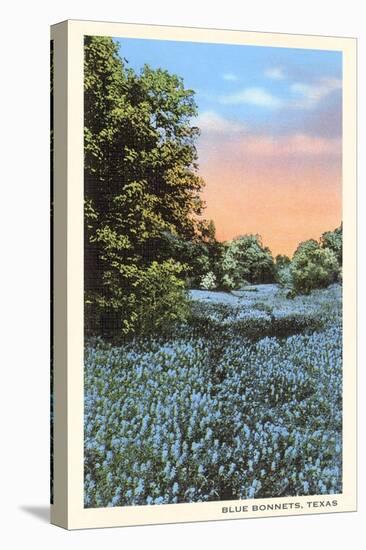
[50,20,69,530]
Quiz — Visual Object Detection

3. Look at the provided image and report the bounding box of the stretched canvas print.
[50,19,357,529]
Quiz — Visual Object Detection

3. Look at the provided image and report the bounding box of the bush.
[292,241,339,294]
[85,259,190,339]
[221,234,275,288]
[276,264,293,288]
[200,271,217,290]
[321,225,342,266]
[221,273,236,291]
[134,260,190,336]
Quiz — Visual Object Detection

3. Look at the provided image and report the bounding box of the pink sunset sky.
[197,120,341,257]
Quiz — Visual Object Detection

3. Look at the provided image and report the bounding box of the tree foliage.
[221,234,275,289]
[291,240,339,294]
[275,254,291,270]
[84,36,205,336]
[287,225,342,295]
[320,224,342,266]
[275,254,292,287]
[200,271,217,290]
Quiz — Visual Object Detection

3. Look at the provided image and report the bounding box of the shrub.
[133,260,190,336]
[221,273,236,291]
[276,264,293,288]
[221,234,275,288]
[320,224,342,266]
[292,241,339,294]
[85,259,190,339]
[200,271,217,290]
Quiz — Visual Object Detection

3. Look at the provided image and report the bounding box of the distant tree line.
[186,225,342,295]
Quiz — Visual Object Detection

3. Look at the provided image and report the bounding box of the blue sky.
[114,37,342,138]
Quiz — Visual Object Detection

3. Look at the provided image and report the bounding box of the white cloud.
[222,73,238,81]
[264,67,285,80]
[195,114,340,158]
[240,133,341,158]
[195,110,246,136]
[219,87,283,108]
[290,77,342,109]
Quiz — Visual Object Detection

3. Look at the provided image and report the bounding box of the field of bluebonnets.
[84,283,342,507]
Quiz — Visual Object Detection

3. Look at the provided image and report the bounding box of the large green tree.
[84,36,206,336]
